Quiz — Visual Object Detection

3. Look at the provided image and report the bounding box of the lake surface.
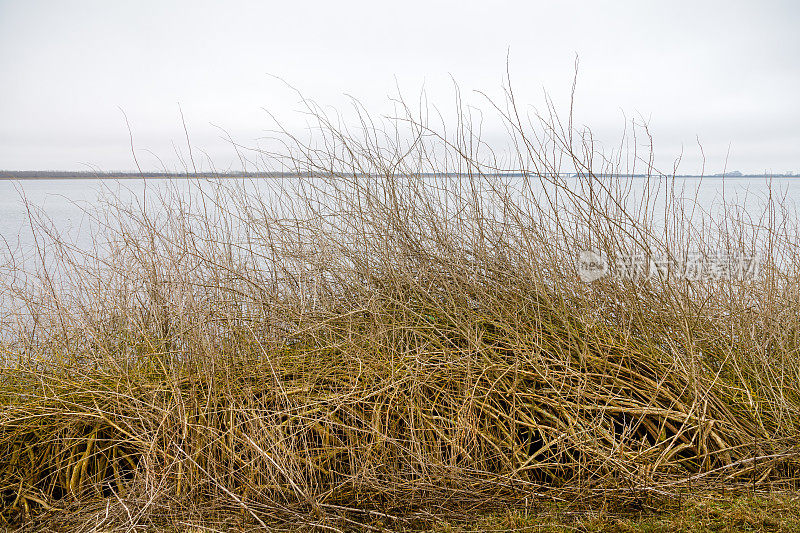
[1,176,799,261]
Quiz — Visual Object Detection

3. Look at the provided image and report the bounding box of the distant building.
[712,171,743,177]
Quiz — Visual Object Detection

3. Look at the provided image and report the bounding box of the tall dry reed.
[1,84,799,530]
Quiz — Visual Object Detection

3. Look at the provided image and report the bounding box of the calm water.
[1,176,799,259]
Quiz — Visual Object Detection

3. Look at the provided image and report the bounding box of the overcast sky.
[1,0,798,174]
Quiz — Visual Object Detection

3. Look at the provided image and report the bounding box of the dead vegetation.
[1,84,799,531]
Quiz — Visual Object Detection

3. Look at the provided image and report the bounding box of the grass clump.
[1,84,799,530]
[433,492,800,532]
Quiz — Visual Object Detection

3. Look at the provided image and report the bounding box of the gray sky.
[1,0,798,174]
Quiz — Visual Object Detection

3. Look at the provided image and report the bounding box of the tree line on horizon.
[0,170,796,179]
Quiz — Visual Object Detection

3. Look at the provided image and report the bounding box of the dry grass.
[431,491,800,532]
[1,84,799,531]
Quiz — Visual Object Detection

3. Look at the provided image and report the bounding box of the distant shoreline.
[0,172,288,180]
[1,171,797,180]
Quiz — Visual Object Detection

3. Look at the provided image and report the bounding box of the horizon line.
[1,170,798,180]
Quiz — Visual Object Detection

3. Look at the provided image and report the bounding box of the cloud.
[1,0,797,173]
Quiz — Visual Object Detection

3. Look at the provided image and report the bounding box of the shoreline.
[1,173,798,180]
